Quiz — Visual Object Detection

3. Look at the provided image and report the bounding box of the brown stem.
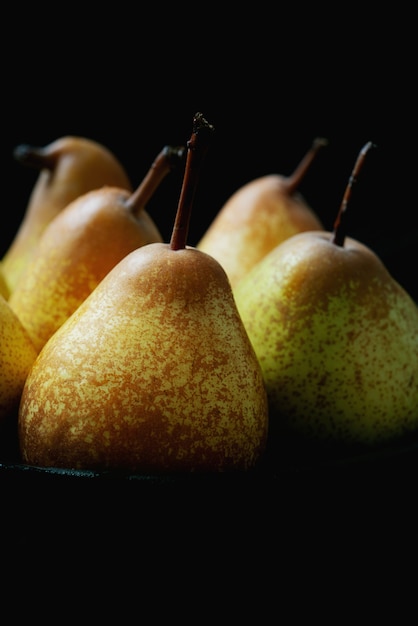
[124,145,185,217]
[13,144,58,172]
[170,113,215,251]
[332,141,376,247]
[283,137,328,195]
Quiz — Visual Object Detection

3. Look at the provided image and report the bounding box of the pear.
[0,294,37,427]
[8,145,184,353]
[196,137,327,289]
[18,113,269,474]
[0,264,10,300]
[2,135,133,294]
[234,141,418,454]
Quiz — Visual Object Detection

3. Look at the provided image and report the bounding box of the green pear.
[18,113,268,474]
[196,137,326,289]
[2,135,133,294]
[8,145,184,353]
[234,142,418,452]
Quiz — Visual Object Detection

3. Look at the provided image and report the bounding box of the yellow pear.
[8,145,184,353]
[0,293,37,428]
[2,135,133,294]
[234,142,418,453]
[0,264,10,300]
[18,113,269,474]
[196,137,326,288]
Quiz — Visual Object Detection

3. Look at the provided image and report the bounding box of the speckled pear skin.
[18,244,268,473]
[234,231,418,446]
[8,187,163,353]
[0,295,37,424]
[197,176,323,289]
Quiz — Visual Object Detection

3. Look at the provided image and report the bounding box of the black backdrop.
[3,8,416,302]
[2,7,418,599]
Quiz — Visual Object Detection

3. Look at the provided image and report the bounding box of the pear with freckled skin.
[0,294,37,426]
[2,136,133,294]
[18,113,268,473]
[8,145,184,353]
[234,142,418,449]
[196,137,326,289]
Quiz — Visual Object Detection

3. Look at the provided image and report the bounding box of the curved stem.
[284,137,328,195]
[332,141,376,247]
[125,145,185,217]
[170,113,215,251]
[13,144,58,172]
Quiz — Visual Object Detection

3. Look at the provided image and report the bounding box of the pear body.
[2,136,132,293]
[234,231,418,447]
[0,264,10,300]
[0,295,38,425]
[18,244,268,473]
[197,175,323,288]
[8,187,163,352]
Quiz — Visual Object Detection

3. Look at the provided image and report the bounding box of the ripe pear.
[18,113,269,474]
[0,264,10,300]
[8,145,184,353]
[2,135,133,294]
[196,137,327,288]
[234,141,418,453]
[0,293,37,427]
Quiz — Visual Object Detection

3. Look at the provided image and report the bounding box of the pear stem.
[284,137,328,195]
[170,113,215,251]
[332,141,376,247]
[124,145,185,217]
[13,144,58,172]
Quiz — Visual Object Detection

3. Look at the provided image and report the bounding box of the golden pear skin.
[197,138,326,288]
[0,264,10,300]
[18,246,268,472]
[8,146,183,353]
[2,136,133,293]
[0,294,37,425]
[234,143,418,447]
[18,113,268,473]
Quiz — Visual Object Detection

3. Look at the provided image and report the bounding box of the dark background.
[2,8,418,600]
[2,8,417,301]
